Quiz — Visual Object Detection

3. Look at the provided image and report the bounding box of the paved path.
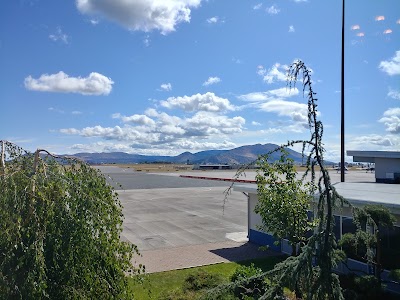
[135,240,279,273]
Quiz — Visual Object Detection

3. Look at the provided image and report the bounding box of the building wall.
[375,158,400,183]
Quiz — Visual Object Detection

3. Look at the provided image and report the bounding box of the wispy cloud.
[49,27,68,44]
[288,25,295,33]
[266,5,280,15]
[202,76,221,86]
[207,16,218,24]
[253,3,262,10]
[388,89,400,100]
[160,83,172,91]
[356,32,365,37]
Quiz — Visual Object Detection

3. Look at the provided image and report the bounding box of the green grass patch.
[130,256,284,300]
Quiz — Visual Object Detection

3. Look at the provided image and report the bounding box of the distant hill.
[69,143,315,165]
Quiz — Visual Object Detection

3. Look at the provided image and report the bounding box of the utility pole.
[341,0,345,182]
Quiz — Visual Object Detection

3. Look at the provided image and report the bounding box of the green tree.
[0,141,143,299]
[255,150,314,256]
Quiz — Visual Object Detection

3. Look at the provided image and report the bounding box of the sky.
[1,0,399,162]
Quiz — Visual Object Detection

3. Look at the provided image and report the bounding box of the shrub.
[183,270,225,291]
[230,264,267,299]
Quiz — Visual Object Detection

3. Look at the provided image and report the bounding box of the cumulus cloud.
[160,83,172,91]
[112,113,156,126]
[76,0,201,35]
[379,50,400,76]
[288,25,295,33]
[356,32,365,37]
[160,92,235,112]
[388,89,400,100]
[266,5,280,15]
[203,76,221,86]
[257,63,288,84]
[207,16,218,23]
[260,100,309,126]
[49,27,68,44]
[24,71,114,95]
[383,29,392,34]
[351,25,360,30]
[252,121,261,126]
[375,15,385,21]
[60,110,245,147]
[379,107,400,133]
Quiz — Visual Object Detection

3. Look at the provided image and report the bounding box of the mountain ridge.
[68,143,322,165]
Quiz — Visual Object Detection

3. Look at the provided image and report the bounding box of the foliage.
[340,274,382,300]
[0,141,143,299]
[183,270,225,291]
[255,150,315,256]
[230,263,267,299]
[340,204,396,284]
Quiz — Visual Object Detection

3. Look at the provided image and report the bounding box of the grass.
[130,256,285,300]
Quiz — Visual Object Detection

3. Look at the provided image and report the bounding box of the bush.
[183,270,225,291]
[230,264,267,299]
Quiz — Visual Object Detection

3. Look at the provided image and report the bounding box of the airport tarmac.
[97,166,376,272]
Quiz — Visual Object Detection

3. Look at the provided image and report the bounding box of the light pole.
[341,0,345,182]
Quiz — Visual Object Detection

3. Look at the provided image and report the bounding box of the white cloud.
[161,92,235,112]
[253,3,262,10]
[388,89,400,100]
[258,63,288,84]
[238,87,299,101]
[203,76,221,86]
[48,107,64,114]
[260,100,309,128]
[252,121,261,126]
[24,71,114,95]
[266,5,280,15]
[207,16,218,23]
[113,113,156,126]
[347,134,400,150]
[76,0,202,35]
[90,19,99,25]
[379,50,400,76]
[289,25,295,33]
[160,83,172,91]
[49,27,68,44]
[60,110,245,147]
[143,35,150,47]
[72,111,83,115]
[379,107,400,133]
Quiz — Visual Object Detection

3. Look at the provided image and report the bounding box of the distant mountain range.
[69,143,321,165]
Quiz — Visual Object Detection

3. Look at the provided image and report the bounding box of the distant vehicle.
[365,166,375,172]
[333,166,348,173]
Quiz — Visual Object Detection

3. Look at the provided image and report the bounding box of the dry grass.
[103,163,193,173]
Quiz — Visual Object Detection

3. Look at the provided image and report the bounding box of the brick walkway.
[134,240,279,273]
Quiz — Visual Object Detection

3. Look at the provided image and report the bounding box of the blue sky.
[1,0,399,162]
